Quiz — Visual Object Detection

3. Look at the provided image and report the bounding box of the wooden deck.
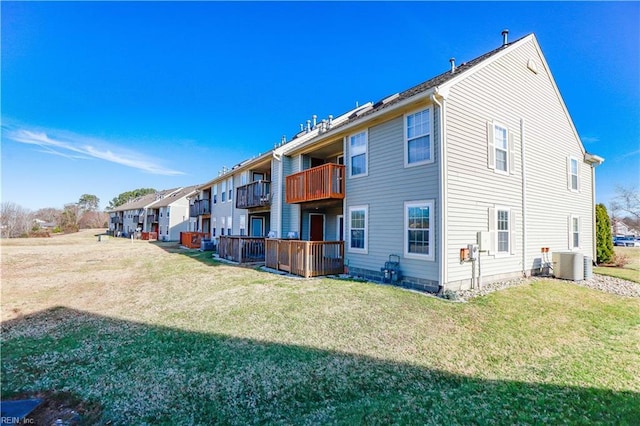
[265,239,344,278]
[218,236,266,263]
[180,232,208,249]
[285,163,345,204]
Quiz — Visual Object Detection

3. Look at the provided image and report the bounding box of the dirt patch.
[4,391,102,425]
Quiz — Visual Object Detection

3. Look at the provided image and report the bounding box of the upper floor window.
[221,181,227,202]
[487,122,513,174]
[568,157,579,191]
[405,108,432,166]
[213,184,218,204]
[227,177,233,201]
[404,200,434,260]
[349,131,368,177]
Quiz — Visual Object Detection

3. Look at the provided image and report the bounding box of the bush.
[596,204,614,264]
[612,252,630,268]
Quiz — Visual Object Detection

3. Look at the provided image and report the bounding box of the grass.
[2,230,639,424]
[595,246,640,283]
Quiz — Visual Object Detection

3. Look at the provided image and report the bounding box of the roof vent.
[449,57,456,74]
[501,29,509,46]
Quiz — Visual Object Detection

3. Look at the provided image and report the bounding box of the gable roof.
[282,34,531,156]
[109,188,180,212]
[147,185,199,208]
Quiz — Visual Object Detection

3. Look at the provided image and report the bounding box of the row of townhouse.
[108,186,199,241]
[190,32,603,292]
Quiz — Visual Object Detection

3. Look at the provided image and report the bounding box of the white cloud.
[4,127,185,176]
[618,149,640,160]
[581,136,600,144]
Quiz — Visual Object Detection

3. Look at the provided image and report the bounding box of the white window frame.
[489,206,515,257]
[348,130,368,178]
[227,215,232,236]
[348,205,368,254]
[213,184,218,204]
[404,108,434,167]
[404,200,435,261]
[487,121,514,175]
[239,214,246,236]
[221,181,227,203]
[227,177,233,202]
[568,156,580,192]
[569,215,581,250]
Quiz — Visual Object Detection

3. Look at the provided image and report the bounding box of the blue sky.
[2,1,639,211]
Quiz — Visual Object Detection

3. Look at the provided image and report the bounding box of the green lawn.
[595,246,640,283]
[1,231,639,424]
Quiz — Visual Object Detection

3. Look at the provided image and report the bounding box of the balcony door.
[251,217,264,237]
[310,214,325,241]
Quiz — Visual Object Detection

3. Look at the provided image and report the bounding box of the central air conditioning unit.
[552,252,584,281]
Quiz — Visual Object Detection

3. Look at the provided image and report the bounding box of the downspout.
[584,153,604,263]
[431,87,449,292]
[273,148,284,238]
[520,118,527,276]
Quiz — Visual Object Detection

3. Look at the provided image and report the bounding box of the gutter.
[430,87,450,292]
[584,153,604,262]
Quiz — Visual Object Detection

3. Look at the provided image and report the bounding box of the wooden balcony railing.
[265,239,344,278]
[218,236,265,263]
[190,199,211,216]
[285,163,345,204]
[236,180,271,209]
[180,232,208,249]
[110,216,122,224]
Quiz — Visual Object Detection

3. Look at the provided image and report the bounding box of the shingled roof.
[332,33,531,130]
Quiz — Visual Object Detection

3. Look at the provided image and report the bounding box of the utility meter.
[468,244,479,260]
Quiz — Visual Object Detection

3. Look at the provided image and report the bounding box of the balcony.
[286,163,345,204]
[190,199,211,216]
[110,216,122,224]
[236,180,271,209]
[218,236,266,263]
[265,239,344,278]
[147,214,158,223]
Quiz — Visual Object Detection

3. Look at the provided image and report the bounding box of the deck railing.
[236,180,271,209]
[285,163,345,204]
[265,239,344,278]
[218,236,266,263]
[180,231,208,249]
[190,199,211,216]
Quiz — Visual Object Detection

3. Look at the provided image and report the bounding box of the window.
[227,216,232,236]
[212,218,217,237]
[349,131,367,177]
[221,181,227,202]
[227,177,233,201]
[487,122,512,174]
[166,208,170,218]
[241,173,247,186]
[213,184,218,204]
[489,207,514,256]
[221,216,225,236]
[404,201,434,260]
[239,215,246,236]
[494,125,508,172]
[497,209,510,253]
[570,216,580,249]
[348,206,368,253]
[568,157,579,191]
[405,108,432,165]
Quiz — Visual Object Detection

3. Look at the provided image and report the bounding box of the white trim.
[567,156,580,192]
[493,206,512,258]
[336,215,344,241]
[348,130,368,178]
[569,215,581,250]
[348,205,368,254]
[404,107,435,167]
[309,213,326,241]
[491,121,510,175]
[404,200,435,261]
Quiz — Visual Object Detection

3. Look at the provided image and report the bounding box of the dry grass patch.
[2,230,639,424]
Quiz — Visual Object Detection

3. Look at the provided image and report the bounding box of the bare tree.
[1,201,33,238]
[610,185,640,229]
[33,207,62,225]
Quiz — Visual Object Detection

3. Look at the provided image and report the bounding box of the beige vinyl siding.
[444,38,593,288]
[346,111,440,282]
